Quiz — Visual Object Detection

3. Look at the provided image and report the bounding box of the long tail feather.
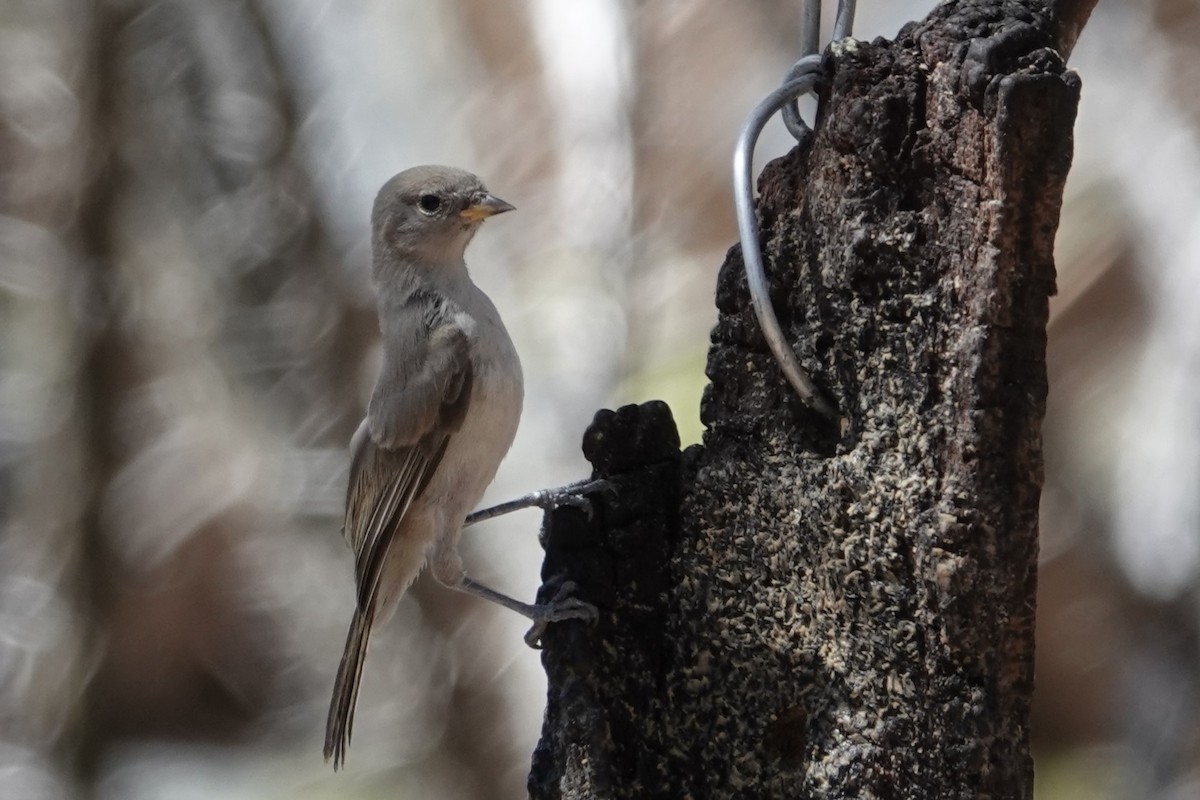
[324,609,372,769]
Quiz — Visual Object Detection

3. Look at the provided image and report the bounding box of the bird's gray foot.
[464,477,618,527]
[524,579,599,648]
[453,575,597,648]
[530,478,617,520]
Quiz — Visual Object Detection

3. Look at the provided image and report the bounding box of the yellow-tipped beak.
[460,193,515,222]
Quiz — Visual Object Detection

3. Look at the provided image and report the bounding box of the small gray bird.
[325,166,595,769]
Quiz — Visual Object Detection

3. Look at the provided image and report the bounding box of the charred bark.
[531,1,1090,797]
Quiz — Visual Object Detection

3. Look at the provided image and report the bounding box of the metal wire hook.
[733,68,835,419]
[731,0,856,419]
[781,55,823,141]
[785,1,855,141]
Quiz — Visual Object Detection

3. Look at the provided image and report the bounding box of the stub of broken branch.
[529,401,682,796]
[532,2,1082,798]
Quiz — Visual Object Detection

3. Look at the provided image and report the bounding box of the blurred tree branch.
[3,0,369,789]
[531,1,1086,797]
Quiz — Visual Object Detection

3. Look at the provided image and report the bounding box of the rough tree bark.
[529,1,1094,798]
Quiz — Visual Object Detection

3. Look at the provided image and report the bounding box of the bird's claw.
[523,579,599,648]
[536,478,618,522]
[549,493,592,514]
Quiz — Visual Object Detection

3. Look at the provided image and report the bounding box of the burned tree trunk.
[530,1,1093,798]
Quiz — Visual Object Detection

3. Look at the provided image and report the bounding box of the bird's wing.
[367,289,474,448]
[345,290,474,615]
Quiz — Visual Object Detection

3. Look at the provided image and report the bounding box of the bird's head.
[371,165,514,275]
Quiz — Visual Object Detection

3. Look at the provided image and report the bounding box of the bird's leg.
[463,477,617,527]
[453,575,598,648]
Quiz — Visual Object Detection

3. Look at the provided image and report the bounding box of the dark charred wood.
[531,1,1088,798]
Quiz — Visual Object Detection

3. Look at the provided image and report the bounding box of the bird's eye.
[417,194,442,215]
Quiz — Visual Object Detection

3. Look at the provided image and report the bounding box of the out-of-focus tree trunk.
[530,1,1093,797]
[2,1,526,795]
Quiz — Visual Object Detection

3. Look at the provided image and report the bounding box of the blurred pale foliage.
[0,1,1197,798]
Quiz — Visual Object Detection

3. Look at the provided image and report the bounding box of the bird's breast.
[467,318,523,436]
[424,336,521,526]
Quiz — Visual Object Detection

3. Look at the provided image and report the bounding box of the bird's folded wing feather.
[345,290,474,614]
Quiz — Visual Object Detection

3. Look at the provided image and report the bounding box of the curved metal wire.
[732,0,857,419]
[733,64,835,419]
[784,0,856,141]
[781,54,823,141]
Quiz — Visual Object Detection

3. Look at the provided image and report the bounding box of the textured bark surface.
[531,2,1082,798]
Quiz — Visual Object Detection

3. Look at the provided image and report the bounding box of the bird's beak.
[460,193,515,222]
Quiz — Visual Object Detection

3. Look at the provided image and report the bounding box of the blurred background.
[0,0,1196,797]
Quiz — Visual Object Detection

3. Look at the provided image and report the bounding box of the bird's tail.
[324,608,372,769]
